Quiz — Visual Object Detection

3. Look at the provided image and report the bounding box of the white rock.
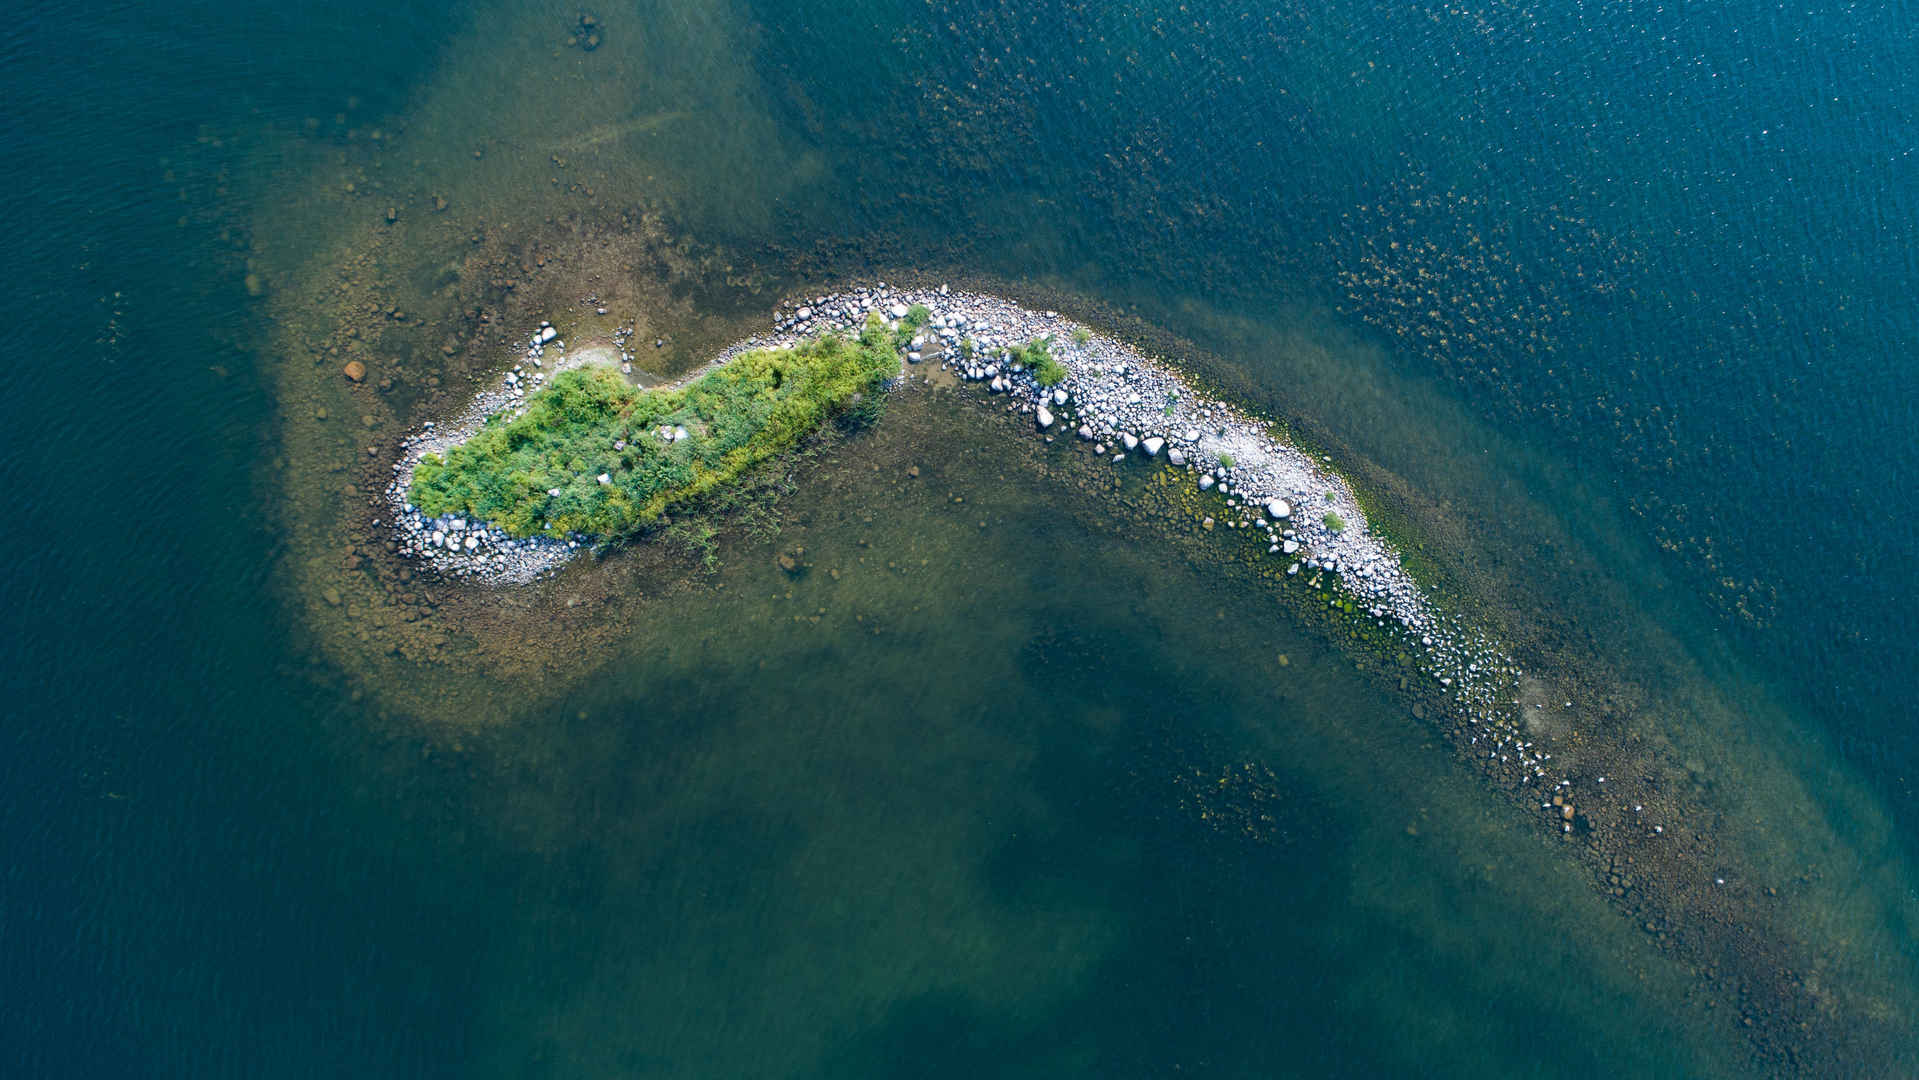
[1199,474,1216,491]
[1167,449,1186,467]
[1036,406,1055,429]
[672,425,690,442]
[890,302,909,319]
[1184,429,1200,442]
[431,530,446,546]
[1052,389,1069,405]
[796,306,813,319]
[1283,539,1300,554]
[547,487,561,496]
[540,326,558,343]
[1141,437,1165,457]
[463,535,480,550]
[597,473,612,484]
[1077,424,1095,441]
[1121,433,1140,451]
[1266,499,1292,520]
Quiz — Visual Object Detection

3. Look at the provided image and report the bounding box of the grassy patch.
[409,319,900,539]
[1217,452,1235,469]
[1323,512,1346,533]
[1071,326,1092,345]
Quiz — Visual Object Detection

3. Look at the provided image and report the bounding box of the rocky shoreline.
[384,284,1571,807]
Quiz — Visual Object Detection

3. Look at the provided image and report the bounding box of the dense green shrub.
[410,320,900,539]
[1015,336,1067,387]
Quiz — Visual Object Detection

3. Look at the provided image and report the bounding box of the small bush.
[1015,336,1067,387]
[1071,327,1091,345]
[1034,355,1067,387]
[1323,512,1346,533]
[904,303,931,328]
[1217,452,1235,469]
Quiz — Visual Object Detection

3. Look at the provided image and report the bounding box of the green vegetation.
[1013,336,1067,387]
[1216,452,1235,469]
[1323,512,1346,533]
[904,303,931,328]
[409,319,900,539]
[1071,326,1091,346]
[958,337,976,361]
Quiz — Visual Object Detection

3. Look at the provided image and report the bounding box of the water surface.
[5,0,1917,1075]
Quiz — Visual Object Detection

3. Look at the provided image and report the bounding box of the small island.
[388,288,1403,629]
[385,287,1516,788]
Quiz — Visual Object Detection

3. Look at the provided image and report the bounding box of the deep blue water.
[5,0,1916,1075]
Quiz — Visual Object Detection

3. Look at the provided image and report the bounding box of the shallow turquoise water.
[5,0,1917,1075]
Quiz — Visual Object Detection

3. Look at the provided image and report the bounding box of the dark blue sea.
[5,1,1916,1075]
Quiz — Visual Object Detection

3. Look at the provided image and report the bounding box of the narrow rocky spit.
[385,285,1573,806]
